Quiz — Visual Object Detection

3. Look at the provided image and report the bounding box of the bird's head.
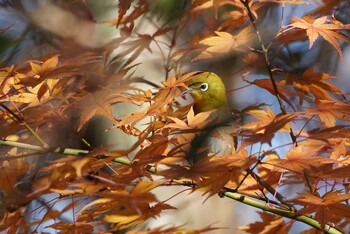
[183,72,230,115]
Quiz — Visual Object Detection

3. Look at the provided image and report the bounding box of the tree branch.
[0,139,343,234]
[224,191,343,234]
[1,103,49,149]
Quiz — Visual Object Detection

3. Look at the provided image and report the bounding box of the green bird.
[182,71,239,163]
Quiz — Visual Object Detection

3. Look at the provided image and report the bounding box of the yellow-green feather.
[185,72,237,162]
[188,72,231,122]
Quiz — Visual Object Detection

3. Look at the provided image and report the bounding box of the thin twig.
[0,140,88,158]
[237,0,324,215]
[239,0,297,146]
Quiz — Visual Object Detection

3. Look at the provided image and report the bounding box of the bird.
[182,71,239,163]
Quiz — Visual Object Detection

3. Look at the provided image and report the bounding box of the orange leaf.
[41,55,59,74]
[293,191,350,226]
[265,146,335,173]
[36,82,49,101]
[117,0,132,26]
[290,16,350,59]
[30,55,59,76]
[305,99,340,127]
[77,88,133,131]
[104,214,140,224]
[239,211,291,234]
[193,27,252,61]
[282,68,342,104]
[166,107,214,130]
[71,158,90,177]
[131,180,159,194]
[242,107,292,133]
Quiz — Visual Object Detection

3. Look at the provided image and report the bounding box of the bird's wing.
[187,118,239,163]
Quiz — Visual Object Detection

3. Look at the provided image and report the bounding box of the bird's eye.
[200,83,209,91]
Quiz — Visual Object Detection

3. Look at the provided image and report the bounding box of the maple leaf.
[191,0,220,13]
[242,107,292,133]
[276,28,308,45]
[305,99,350,128]
[166,107,214,130]
[96,181,174,230]
[105,203,176,230]
[293,191,350,227]
[116,123,142,137]
[190,150,256,195]
[118,72,197,127]
[0,65,17,95]
[130,89,153,105]
[270,0,310,4]
[78,180,165,229]
[125,225,221,234]
[311,0,342,16]
[311,164,350,180]
[239,211,292,234]
[264,146,336,174]
[281,68,342,104]
[29,55,59,78]
[15,54,61,89]
[71,157,90,177]
[102,1,147,27]
[240,107,295,147]
[119,27,174,66]
[193,27,253,61]
[77,87,134,131]
[121,34,154,66]
[1,148,30,192]
[117,0,132,27]
[1,60,62,105]
[289,16,350,59]
[46,222,94,233]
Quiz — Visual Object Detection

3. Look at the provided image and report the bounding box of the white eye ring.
[200,83,209,91]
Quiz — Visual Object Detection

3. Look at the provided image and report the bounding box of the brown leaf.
[190,150,255,195]
[1,149,30,192]
[293,191,350,227]
[36,81,49,101]
[77,87,134,131]
[117,0,132,26]
[46,222,93,233]
[240,107,295,147]
[239,211,291,234]
[276,28,308,44]
[281,68,342,104]
[264,146,336,174]
[311,0,342,16]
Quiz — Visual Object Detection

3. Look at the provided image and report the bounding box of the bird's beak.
[182,87,194,95]
[181,88,194,100]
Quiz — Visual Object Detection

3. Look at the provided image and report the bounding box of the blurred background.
[1,0,350,233]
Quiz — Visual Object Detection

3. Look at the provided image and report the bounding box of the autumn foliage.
[1,0,350,233]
